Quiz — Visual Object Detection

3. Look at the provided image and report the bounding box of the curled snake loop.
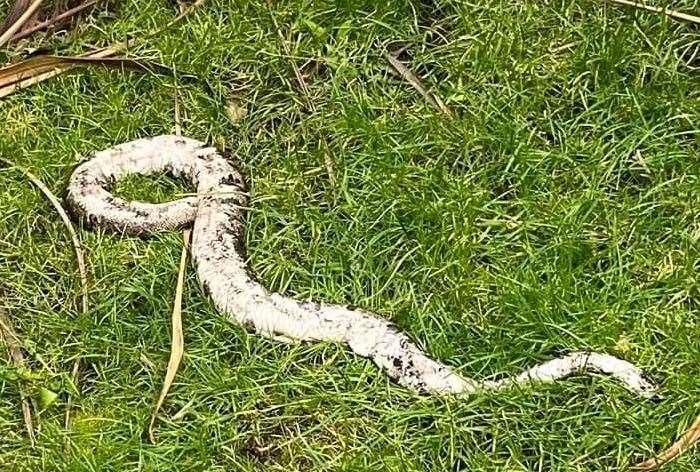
[66,135,659,398]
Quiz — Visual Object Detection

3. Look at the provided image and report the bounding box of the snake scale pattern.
[65,135,659,399]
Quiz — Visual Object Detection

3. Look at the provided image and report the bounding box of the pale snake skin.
[65,135,659,398]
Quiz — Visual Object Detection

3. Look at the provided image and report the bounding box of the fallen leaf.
[0,55,174,89]
[38,386,58,410]
[225,99,247,122]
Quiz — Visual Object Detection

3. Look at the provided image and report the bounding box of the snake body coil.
[66,135,658,398]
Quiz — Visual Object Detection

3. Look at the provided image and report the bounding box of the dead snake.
[66,135,659,399]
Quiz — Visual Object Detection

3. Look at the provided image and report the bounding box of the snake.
[65,134,659,399]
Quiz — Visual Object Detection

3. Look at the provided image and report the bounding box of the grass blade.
[63,359,81,431]
[267,3,337,185]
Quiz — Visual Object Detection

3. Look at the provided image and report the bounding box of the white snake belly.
[65,135,659,399]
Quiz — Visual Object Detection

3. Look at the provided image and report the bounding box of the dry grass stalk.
[632,414,700,470]
[608,0,700,24]
[0,307,36,445]
[147,95,189,443]
[10,0,99,42]
[384,49,451,116]
[0,43,126,98]
[0,159,89,307]
[147,229,190,444]
[0,0,207,99]
[0,158,90,442]
[0,0,44,47]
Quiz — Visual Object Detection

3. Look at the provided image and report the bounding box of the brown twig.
[607,0,700,25]
[0,307,35,445]
[0,0,44,47]
[168,0,207,29]
[10,0,98,42]
[632,413,700,470]
[0,1,33,36]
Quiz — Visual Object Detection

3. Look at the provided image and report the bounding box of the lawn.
[0,0,698,470]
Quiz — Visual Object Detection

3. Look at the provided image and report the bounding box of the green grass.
[0,0,698,470]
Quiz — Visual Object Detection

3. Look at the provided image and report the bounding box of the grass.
[0,0,698,470]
